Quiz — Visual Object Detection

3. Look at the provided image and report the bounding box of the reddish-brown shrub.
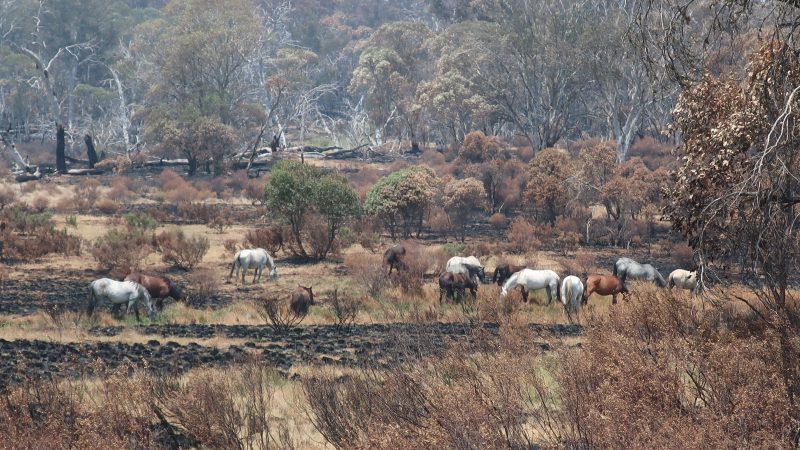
[91,228,151,277]
[223,238,239,253]
[488,212,507,230]
[0,183,16,209]
[345,252,388,298]
[153,229,209,270]
[31,194,49,213]
[243,226,287,255]
[670,242,695,268]
[243,178,265,205]
[506,218,539,254]
[96,198,121,215]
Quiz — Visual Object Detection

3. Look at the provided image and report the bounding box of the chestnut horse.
[290,286,315,315]
[584,274,628,305]
[492,263,526,286]
[438,272,477,303]
[124,272,185,312]
[383,244,406,274]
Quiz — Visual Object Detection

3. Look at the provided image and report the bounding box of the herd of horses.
[82,242,698,323]
[384,245,699,322]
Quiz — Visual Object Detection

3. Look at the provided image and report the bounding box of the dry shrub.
[529,286,797,448]
[0,209,81,260]
[153,229,209,270]
[0,370,158,448]
[244,226,286,255]
[426,206,451,238]
[185,268,218,305]
[90,228,151,277]
[0,183,16,209]
[155,169,206,203]
[506,217,539,254]
[243,178,266,205]
[108,176,135,202]
[223,238,240,253]
[208,213,231,233]
[561,250,596,277]
[489,212,507,230]
[388,242,427,296]
[74,178,101,211]
[95,197,121,215]
[327,288,361,330]
[156,362,294,449]
[31,194,49,213]
[671,242,695,268]
[303,323,539,449]
[350,217,380,252]
[344,252,388,298]
[257,295,307,331]
[176,202,218,223]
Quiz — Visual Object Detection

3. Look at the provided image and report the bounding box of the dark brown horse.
[584,274,628,305]
[492,263,526,286]
[124,273,185,312]
[290,285,314,315]
[383,244,407,274]
[438,272,477,303]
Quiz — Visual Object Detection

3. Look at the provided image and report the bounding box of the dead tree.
[84,134,98,168]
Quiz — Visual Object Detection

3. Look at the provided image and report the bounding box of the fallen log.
[285,145,342,153]
[15,173,41,182]
[143,158,190,167]
[66,168,105,176]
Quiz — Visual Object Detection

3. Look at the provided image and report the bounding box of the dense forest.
[0,0,681,169]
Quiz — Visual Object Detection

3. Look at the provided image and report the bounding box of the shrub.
[31,195,49,213]
[506,218,539,254]
[91,228,152,277]
[153,229,209,270]
[671,242,695,268]
[96,198,121,215]
[124,211,159,231]
[489,212,507,230]
[207,213,231,233]
[0,183,16,209]
[256,295,307,331]
[223,238,239,253]
[344,252,388,299]
[327,288,361,330]
[65,215,78,228]
[185,268,218,305]
[243,226,286,255]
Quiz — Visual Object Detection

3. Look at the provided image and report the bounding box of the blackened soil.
[0,322,580,390]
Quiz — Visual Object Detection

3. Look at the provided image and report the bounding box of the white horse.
[560,275,584,322]
[88,278,155,321]
[668,269,699,293]
[229,248,278,284]
[446,256,486,285]
[613,257,666,287]
[500,269,560,304]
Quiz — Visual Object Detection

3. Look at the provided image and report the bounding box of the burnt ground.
[0,322,581,390]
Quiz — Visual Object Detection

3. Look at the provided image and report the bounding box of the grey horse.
[613,257,666,287]
[445,256,487,285]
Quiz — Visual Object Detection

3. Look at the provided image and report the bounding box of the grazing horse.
[383,244,407,274]
[500,269,560,304]
[668,269,699,293]
[560,276,584,322]
[438,272,478,303]
[492,263,526,286]
[584,274,628,305]
[290,286,314,315]
[229,248,278,284]
[124,272,185,312]
[613,257,666,287]
[446,256,487,286]
[87,278,155,321]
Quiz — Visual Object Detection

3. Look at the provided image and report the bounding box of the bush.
[488,212,507,230]
[31,195,49,213]
[0,183,16,209]
[256,295,307,331]
[153,229,209,270]
[185,268,219,306]
[90,228,151,277]
[506,218,539,254]
[344,252,388,299]
[327,288,361,330]
[124,211,159,231]
[671,242,695,268]
[243,226,286,255]
[96,198,121,215]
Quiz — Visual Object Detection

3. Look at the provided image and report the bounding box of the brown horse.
[383,244,407,274]
[124,273,185,312]
[290,286,314,315]
[584,274,628,305]
[492,263,526,286]
[438,272,477,303]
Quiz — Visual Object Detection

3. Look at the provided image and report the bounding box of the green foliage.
[65,215,78,228]
[364,166,438,238]
[264,161,361,259]
[124,212,159,231]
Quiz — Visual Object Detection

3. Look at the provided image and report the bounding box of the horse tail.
[667,272,674,289]
[612,262,618,277]
[554,276,561,306]
[656,270,667,288]
[229,252,240,278]
[87,282,96,316]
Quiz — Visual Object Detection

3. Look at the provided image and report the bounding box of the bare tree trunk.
[56,124,66,173]
[107,65,131,160]
[84,133,98,168]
